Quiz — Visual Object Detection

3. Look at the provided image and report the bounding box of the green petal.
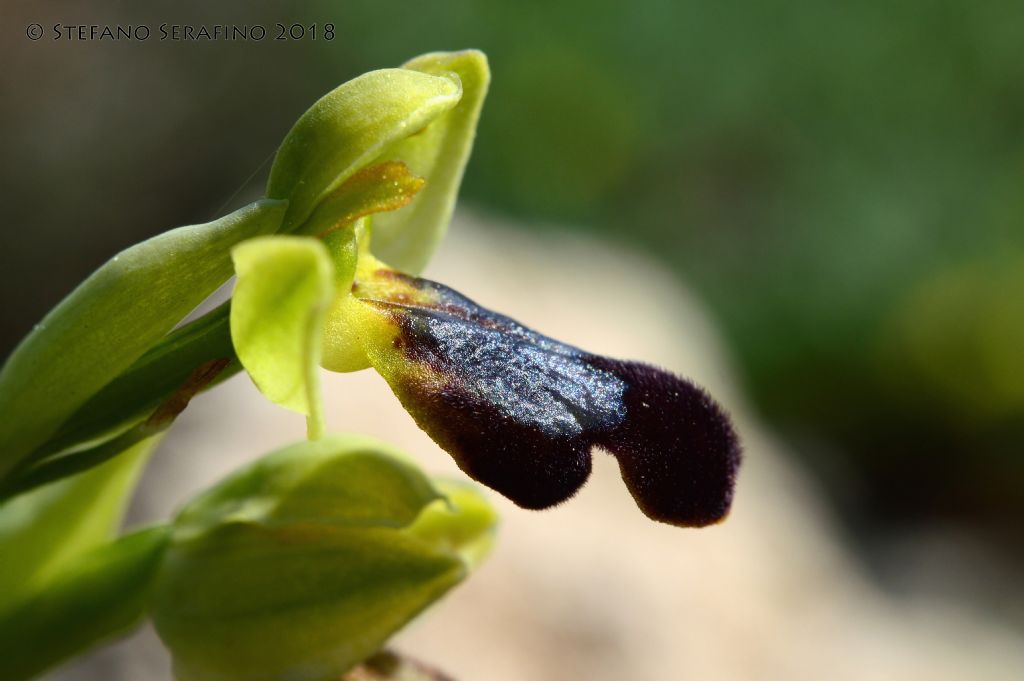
[371,50,490,274]
[267,68,461,234]
[152,435,496,681]
[231,236,335,438]
[0,199,287,479]
[0,435,157,611]
[0,526,169,681]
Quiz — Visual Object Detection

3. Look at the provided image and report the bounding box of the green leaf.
[371,50,490,274]
[0,424,154,502]
[152,435,496,681]
[5,359,229,500]
[0,435,158,609]
[0,199,287,479]
[267,69,461,233]
[230,236,335,439]
[0,526,170,681]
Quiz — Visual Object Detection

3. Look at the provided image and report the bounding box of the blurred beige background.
[46,213,1024,681]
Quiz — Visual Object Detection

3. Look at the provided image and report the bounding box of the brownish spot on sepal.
[360,275,740,527]
[144,358,232,431]
[344,649,457,681]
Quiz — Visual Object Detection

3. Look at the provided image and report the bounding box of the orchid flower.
[233,51,741,528]
[0,49,742,681]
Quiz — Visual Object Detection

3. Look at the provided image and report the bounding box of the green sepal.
[230,237,334,438]
[371,50,490,273]
[296,161,426,240]
[267,69,461,233]
[0,526,170,681]
[0,199,287,479]
[152,434,496,681]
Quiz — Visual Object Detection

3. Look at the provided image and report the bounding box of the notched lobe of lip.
[361,273,741,527]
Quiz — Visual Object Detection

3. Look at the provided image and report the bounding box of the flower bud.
[150,435,496,681]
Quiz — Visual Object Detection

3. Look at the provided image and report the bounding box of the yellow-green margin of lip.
[318,226,444,375]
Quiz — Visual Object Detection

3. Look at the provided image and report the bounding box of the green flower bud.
[151,434,496,681]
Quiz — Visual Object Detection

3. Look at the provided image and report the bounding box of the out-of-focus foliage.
[0,436,163,681]
[0,526,169,681]
[0,438,154,606]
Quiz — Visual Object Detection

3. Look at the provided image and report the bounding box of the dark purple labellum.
[362,274,741,527]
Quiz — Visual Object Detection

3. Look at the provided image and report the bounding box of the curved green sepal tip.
[152,434,497,681]
[267,68,461,233]
[0,199,287,478]
[371,50,490,274]
[407,479,499,571]
[230,236,334,438]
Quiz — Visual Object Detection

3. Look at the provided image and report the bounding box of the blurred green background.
[2,0,1022,573]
